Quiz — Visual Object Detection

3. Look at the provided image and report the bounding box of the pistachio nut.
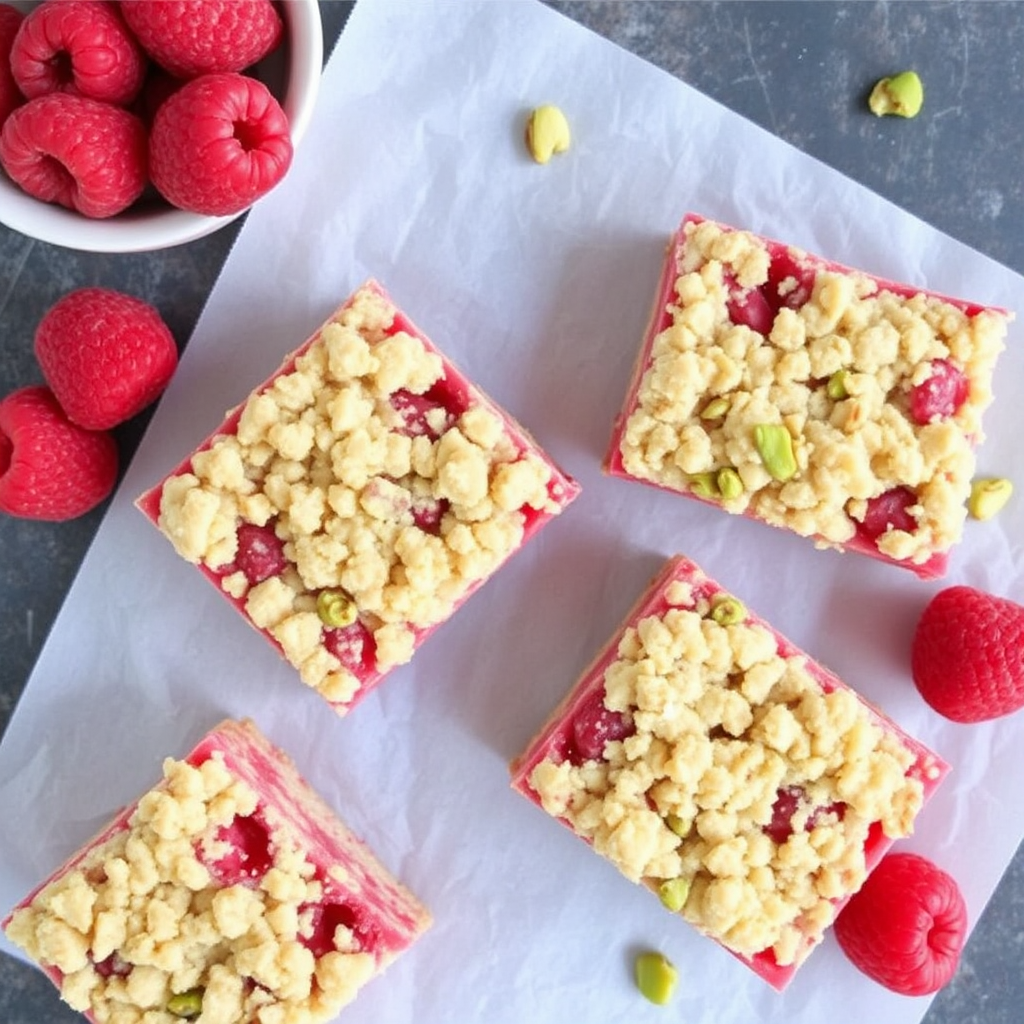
[688,472,719,500]
[968,477,1013,521]
[525,104,571,164]
[316,589,358,628]
[869,71,924,118]
[753,423,798,481]
[826,368,849,400]
[710,594,747,626]
[167,989,204,1019]
[716,467,744,501]
[700,396,730,420]
[665,813,692,838]
[635,950,678,1005]
[657,877,691,913]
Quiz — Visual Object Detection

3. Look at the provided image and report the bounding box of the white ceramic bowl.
[0,0,323,253]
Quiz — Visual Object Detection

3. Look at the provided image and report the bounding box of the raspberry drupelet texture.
[148,71,292,216]
[119,0,283,79]
[911,585,1024,723]
[0,92,147,217]
[834,851,967,996]
[34,288,179,431]
[0,386,118,521]
[9,0,146,106]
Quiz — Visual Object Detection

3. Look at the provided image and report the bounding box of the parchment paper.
[3,3,1023,1022]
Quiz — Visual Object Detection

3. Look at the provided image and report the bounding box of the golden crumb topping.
[156,285,566,708]
[5,755,377,1024]
[529,577,930,968]
[618,218,1010,566]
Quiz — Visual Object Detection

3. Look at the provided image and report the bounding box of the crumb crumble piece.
[3,720,430,1024]
[138,281,580,714]
[608,214,1013,578]
[510,556,947,989]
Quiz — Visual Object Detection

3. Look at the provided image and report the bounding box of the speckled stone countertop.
[1,3,1022,1023]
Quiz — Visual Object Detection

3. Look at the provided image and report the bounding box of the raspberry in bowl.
[0,0,323,252]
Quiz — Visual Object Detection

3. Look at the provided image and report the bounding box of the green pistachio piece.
[665,813,692,838]
[869,70,924,118]
[753,424,798,482]
[826,369,850,400]
[688,472,719,500]
[635,951,678,1006]
[657,877,691,913]
[710,594,747,626]
[700,396,730,420]
[968,477,1013,521]
[316,589,357,628]
[716,467,744,501]
[167,989,204,1019]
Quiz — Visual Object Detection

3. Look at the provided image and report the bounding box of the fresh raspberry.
[221,522,288,585]
[856,485,918,542]
[909,358,970,424]
[148,71,292,216]
[323,619,377,677]
[34,288,178,431]
[119,0,283,79]
[834,852,967,996]
[0,92,147,217]
[911,585,1024,723]
[390,389,456,439]
[0,3,24,126]
[570,690,635,763]
[0,385,118,521]
[10,0,146,106]
[766,251,817,310]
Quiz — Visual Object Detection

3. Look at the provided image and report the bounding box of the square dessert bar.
[137,280,580,714]
[606,214,1012,578]
[510,555,948,990]
[3,718,431,1024]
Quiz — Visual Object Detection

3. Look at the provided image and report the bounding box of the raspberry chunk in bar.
[509,556,947,990]
[137,281,580,714]
[606,214,1013,578]
[3,718,430,1023]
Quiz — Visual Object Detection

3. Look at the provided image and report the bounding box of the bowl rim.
[0,0,324,254]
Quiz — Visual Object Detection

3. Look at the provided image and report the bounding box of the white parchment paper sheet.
[2,3,1023,1023]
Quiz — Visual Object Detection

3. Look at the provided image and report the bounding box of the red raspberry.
[0,92,147,217]
[148,71,292,216]
[570,690,635,763]
[0,385,118,521]
[0,3,24,126]
[119,0,283,79]
[323,619,377,677]
[219,522,288,585]
[911,585,1024,723]
[34,288,178,431]
[834,852,967,996]
[10,0,146,106]
[909,358,969,425]
[856,485,918,542]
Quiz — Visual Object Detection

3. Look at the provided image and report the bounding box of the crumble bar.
[3,718,431,1024]
[606,214,1012,578]
[510,555,948,990]
[137,281,580,714]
